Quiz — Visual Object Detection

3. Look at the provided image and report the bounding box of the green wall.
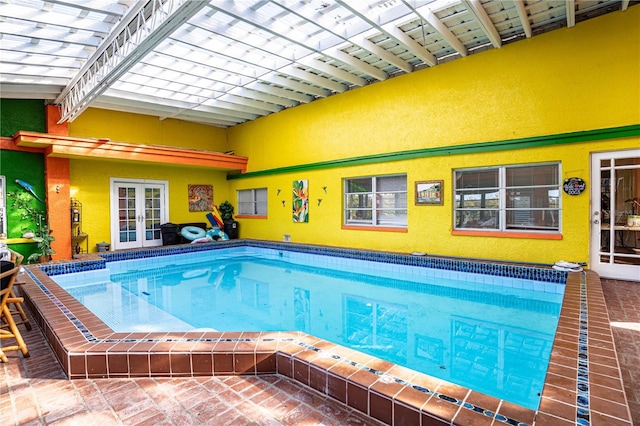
[0,99,46,137]
[0,99,47,258]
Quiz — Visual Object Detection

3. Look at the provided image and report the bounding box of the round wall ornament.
[563,177,586,195]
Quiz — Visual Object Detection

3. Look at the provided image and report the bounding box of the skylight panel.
[455,26,491,47]
[119,72,151,86]
[150,42,272,80]
[0,49,81,69]
[199,35,230,53]
[106,82,206,108]
[250,0,284,20]
[119,74,218,100]
[0,62,72,78]
[42,1,93,17]
[68,0,131,17]
[0,70,68,86]
[125,64,223,94]
[141,83,184,100]
[142,50,179,69]
[1,19,104,47]
[2,2,113,34]
[157,57,255,88]
[0,36,89,58]
[191,14,313,61]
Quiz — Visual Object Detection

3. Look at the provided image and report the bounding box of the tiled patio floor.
[2,278,638,425]
[1,309,384,426]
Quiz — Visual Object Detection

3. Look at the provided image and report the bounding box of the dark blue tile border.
[576,272,590,426]
[39,239,568,284]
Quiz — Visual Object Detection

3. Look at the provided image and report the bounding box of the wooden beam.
[0,137,43,153]
[12,131,248,172]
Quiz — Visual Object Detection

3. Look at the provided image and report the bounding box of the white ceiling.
[0,0,636,128]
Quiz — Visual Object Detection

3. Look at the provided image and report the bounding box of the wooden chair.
[0,251,30,362]
[1,250,31,331]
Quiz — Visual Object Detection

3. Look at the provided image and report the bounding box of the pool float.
[206,206,224,228]
[181,225,206,241]
[552,260,583,272]
[206,228,229,241]
[191,236,213,244]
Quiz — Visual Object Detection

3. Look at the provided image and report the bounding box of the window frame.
[236,187,268,217]
[453,163,561,234]
[343,174,408,229]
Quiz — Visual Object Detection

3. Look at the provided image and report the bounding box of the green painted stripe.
[227,124,640,180]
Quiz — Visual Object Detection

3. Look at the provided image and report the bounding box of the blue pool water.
[52,246,564,410]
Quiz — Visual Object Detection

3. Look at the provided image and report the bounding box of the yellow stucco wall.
[67,108,232,249]
[64,7,639,264]
[225,8,640,264]
[67,159,231,250]
[228,9,639,171]
[226,138,637,264]
[69,108,229,152]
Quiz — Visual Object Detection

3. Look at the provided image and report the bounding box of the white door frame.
[590,149,640,280]
[110,178,169,250]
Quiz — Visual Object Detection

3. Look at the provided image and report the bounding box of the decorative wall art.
[415,180,443,205]
[292,179,309,222]
[563,177,586,195]
[188,184,213,212]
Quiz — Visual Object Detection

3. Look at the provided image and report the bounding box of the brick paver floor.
[601,279,640,426]
[2,279,639,425]
[1,310,384,426]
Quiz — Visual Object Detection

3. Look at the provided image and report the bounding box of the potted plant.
[626,198,640,227]
[218,200,239,239]
[8,191,56,263]
[28,222,56,263]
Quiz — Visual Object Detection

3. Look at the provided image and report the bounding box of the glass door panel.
[144,186,162,242]
[591,150,640,280]
[118,186,138,245]
[112,180,167,250]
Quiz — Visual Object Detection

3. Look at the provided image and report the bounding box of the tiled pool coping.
[16,240,633,425]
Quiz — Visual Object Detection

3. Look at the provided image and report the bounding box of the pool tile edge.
[18,261,633,426]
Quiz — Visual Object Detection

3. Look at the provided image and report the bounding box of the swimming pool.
[25,240,628,425]
[50,245,564,410]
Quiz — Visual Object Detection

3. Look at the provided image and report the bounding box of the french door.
[590,149,640,280]
[110,179,168,250]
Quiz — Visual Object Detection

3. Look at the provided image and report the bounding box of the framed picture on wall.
[415,180,443,205]
[188,184,213,212]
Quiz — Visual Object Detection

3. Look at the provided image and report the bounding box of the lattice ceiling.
[0,0,636,127]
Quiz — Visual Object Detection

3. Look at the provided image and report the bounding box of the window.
[454,163,560,232]
[344,174,407,227]
[237,188,267,216]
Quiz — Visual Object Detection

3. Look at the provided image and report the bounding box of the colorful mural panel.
[292,180,308,223]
